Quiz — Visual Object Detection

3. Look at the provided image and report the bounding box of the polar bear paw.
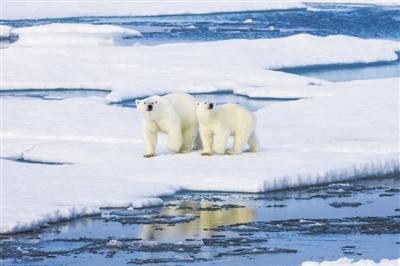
[201,152,212,156]
[226,149,241,155]
[143,153,155,158]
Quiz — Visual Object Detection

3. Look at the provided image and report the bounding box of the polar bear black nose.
[208,103,214,109]
[147,104,153,111]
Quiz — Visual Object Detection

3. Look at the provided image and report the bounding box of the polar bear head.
[136,96,163,120]
[196,101,216,112]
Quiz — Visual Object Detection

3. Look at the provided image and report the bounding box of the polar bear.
[197,101,258,155]
[136,92,200,157]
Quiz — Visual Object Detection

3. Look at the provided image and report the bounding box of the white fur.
[197,102,258,155]
[136,92,199,157]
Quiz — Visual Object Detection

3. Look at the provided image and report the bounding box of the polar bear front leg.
[143,123,158,158]
[214,133,229,155]
[167,129,183,153]
[199,127,213,156]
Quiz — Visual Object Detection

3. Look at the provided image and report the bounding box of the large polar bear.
[197,101,258,155]
[136,92,199,157]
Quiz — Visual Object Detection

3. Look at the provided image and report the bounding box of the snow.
[2,34,399,101]
[302,257,400,266]
[0,25,12,39]
[12,23,141,46]
[1,0,305,20]
[2,77,399,234]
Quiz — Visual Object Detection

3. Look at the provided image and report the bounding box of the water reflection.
[139,200,255,241]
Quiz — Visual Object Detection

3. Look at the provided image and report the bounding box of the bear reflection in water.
[139,201,255,241]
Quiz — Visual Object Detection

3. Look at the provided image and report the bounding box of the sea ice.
[2,34,398,102]
[12,23,141,46]
[2,78,398,233]
[302,257,400,266]
[0,25,12,39]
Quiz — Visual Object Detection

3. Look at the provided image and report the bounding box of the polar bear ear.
[135,99,140,105]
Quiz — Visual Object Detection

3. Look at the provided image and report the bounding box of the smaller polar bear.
[136,92,199,157]
[197,101,258,155]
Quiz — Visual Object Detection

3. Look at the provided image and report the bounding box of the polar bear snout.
[208,103,214,109]
[147,104,153,111]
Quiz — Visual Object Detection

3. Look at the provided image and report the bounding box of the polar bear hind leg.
[214,133,229,155]
[193,133,202,150]
[167,129,183,153]
[181,126,197,153]
[247,132,258,153]
[227,130,252,155]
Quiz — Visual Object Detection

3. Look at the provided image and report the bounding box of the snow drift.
[12,23,141,46]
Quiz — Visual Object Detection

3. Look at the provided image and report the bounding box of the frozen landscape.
[1,1,399,265]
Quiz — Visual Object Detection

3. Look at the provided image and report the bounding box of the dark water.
[2,4,400,44]
[1,176,399,265]
[277,53,400,82]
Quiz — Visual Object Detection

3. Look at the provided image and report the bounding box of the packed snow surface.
[2,77,399,233]
[12,23,141,46]
[302,257,400,266]
[2,34,399,101]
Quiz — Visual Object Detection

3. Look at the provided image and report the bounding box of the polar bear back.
[214,103,256,132]
[164,92,197,129]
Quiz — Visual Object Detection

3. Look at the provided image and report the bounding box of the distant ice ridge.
[302,257,400,266]
[2,77,399,234]
[1,0,398,20]
[0,25,12,39]
[1,0,305,20]
[2,34,399,101]
[12,23,141,46]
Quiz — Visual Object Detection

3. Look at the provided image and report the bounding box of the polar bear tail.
[248,132,259,152]
[193,133,203,150]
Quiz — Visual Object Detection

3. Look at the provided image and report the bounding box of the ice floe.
[2,77,399,233]
[12,23,141,46]
[2,34,399,101]
[302,257,400,266]
[0,25,13,39]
